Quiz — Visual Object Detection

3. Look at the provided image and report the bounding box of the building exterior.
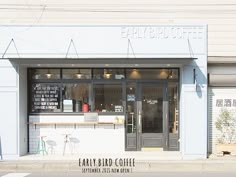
[0,0,235,160]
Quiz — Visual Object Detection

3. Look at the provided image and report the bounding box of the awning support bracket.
[2,38,20,59]
[187,39,194,58]
[127,39,136,58]
[65,39,79,58]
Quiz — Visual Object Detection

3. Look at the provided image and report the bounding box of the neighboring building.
[0,1,235,159]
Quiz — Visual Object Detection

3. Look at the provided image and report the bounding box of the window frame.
[28,68,126,114]
[28,68,179,115]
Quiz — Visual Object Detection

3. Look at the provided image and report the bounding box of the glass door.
[168,82,179,151]
[125,82,169,151]
[126,82,137,151]
[137,83,168,150]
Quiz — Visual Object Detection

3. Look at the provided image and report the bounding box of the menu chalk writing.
[32,84,60,112]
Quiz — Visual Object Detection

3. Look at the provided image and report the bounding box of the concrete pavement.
[0,153,236,172]
[1,159,236,172]
[1,172,236,177]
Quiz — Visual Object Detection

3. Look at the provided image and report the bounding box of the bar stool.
[36,136,48,155]
[69,137,80,154]
[46,140,57,154]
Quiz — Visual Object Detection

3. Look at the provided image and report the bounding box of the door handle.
[138,111,142,133]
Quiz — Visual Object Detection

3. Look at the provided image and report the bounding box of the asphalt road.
[1,172,236,177]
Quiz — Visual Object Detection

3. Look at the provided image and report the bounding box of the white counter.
[29,114,125,154]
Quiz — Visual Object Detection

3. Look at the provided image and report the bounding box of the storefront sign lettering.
[121,27,204,39]
[216,98,236,107]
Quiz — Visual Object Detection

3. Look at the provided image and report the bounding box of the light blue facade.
[0,25,207,160]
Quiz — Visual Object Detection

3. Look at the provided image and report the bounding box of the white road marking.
[1,173,30,177]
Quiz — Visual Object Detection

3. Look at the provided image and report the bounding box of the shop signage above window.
[121,26,204,40]
[216,98,236,108]
[0,25,206,58]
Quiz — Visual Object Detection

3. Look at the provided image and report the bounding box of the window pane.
[93,69,125,79]
[30,69,60,80]
[62,83,91,112]
[94,84,123,112]
[168,69,178,80]
[127,69,178,80]
[62,69,91,79]
[168,83,179,134]
[126,83,136,133]
[31,83,61,113]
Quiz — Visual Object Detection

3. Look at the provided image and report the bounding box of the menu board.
[32,83,60,112]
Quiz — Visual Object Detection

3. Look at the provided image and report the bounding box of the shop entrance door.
[126,82,169,151]
[137,83,169,150]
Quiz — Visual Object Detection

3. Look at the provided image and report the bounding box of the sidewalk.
[1,153,236,172]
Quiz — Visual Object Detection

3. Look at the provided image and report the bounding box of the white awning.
[7,57,196,67]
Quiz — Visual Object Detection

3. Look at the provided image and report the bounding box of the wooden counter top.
[28,122,124,129]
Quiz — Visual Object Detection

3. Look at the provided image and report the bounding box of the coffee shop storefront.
[0,25,207,159]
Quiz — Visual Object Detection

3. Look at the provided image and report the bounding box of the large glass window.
[94,84,123,112]
[126,83,136,133]
[29,69,60,80]
[62,69,91,79]
[127,69,178,80]
[29,68,179,114]
[62,83,91,112]
[93,69,125,80]
[168,83,179,134]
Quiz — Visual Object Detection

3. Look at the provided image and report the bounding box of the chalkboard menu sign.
[32,83,60,112]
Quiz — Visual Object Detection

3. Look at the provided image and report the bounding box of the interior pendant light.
[168,69,173,79]
[45,69,53,79]
[75,69,82,79]
[160,69,168,79]
[130,68,141,79]
[104,69,112,79]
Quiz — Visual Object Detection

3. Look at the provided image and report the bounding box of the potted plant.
[215,108,236,155]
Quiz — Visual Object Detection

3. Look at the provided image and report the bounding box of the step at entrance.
[141,147,163,152]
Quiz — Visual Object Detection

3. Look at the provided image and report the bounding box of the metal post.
[63,134,72,156]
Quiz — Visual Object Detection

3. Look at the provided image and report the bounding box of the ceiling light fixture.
[160,69,168,79]
[104,69,112,78]
[167,69,173,79]
[45,69,52,79]
[75,69,83,79]
[169,70,173,79]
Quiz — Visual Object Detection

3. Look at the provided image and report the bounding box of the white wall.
[180,55,208,159]
[0,60,19,159]
[0,25,206,58]
[0,25,207,159]
[0,0,234,57]
[19,66,28,156]
[29,115,125,154]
